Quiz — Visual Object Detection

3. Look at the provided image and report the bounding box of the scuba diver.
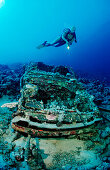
[37,27,77,50]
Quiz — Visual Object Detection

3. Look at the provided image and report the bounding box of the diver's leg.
[37,37,66,49]
[41,37,64,47]
[50,37,66,47]
[51,37,62,45]
[54,41,66,47]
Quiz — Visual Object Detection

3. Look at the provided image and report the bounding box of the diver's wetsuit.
[43,31,76,47]
[52,31,76,47]
[43,38,66,47]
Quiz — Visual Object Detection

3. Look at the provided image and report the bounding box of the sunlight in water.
[0,0,5,8]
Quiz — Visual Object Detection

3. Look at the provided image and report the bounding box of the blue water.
[0,0,110,76]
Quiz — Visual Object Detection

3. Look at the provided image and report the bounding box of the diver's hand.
[75,39,77,43]
[67,43,70,50]
[67,42,71,46]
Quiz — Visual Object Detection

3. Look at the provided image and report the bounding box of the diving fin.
[36,41,47,49]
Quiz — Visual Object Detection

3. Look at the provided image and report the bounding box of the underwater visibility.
[0,0,110,169]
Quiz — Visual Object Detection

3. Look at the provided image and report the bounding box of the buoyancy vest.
[64,32,76,42]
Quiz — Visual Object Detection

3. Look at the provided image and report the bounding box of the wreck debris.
[11,62,101,137]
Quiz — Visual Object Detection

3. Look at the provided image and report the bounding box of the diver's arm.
[62,34,70,49]
[74,33,77,43]
[62,33,69,44]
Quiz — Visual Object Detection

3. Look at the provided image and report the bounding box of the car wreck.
[12,62,101,137]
